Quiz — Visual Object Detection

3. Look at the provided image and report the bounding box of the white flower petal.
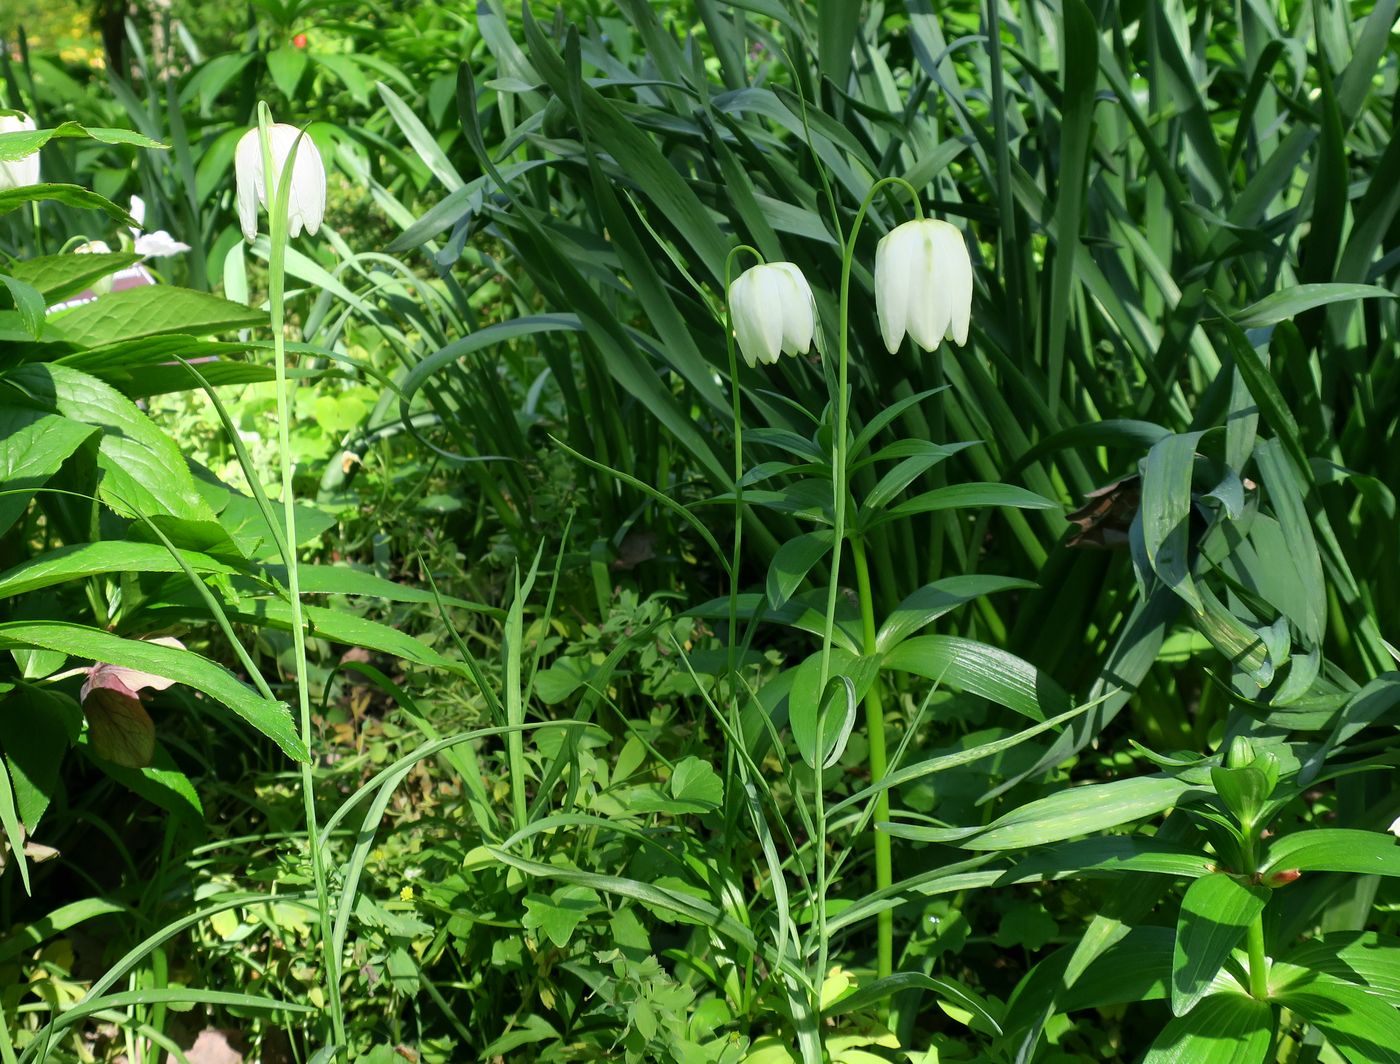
[878,218,974,353]
[0,111,40,190]
[933,220,973,346]
[234,127,263,242]
[875,229,910,353]
[905,224,943,351]
[234,121,327,243]
[129,194,146,230]
[134,230,191,257]
[728,273,764,368]
[756,267,790,363]
[771,261,814,355]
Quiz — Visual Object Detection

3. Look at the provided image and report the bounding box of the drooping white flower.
[234,121,326,242]
[1390,815,1400,839]
[124,195,190,257]
[134,230,191,257]
[873,218,973,353]
[727,261,815,369]
[0,111,41,189]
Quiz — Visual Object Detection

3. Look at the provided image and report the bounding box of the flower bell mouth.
[234,120,327,243]
[873,218,973,354]
[727,261,817,369]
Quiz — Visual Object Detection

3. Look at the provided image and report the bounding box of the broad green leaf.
[883,635,1067,722]
[1000,837,1215,884]
[788,648,876,770]
[1232,283,1395,328]
[0,405,96,533]
[377,81,463,191]
[876,576,1035,653]
[886,775,1196,851]
[1009,419,1169,476]
[290,565,500,615]
[58,335,251,375]
[0,273,44,337]
[1281,933,1400,1008]
[1171,873,1269,1016]
[1141,992,1272,1063]
[0,683,80,828]
[1140,432,1204,611]
[7,252,139,304]
[50,287,264,346]
[1253,439,1325,644]
[668,756,723,813]
[267,46,309,100]
[0,623,303,761]
[76,736,203,827]
[4,364,213,522]
[0,541,236,599]
[1260,830,1400,879]
[0,184,138,223]
[521,886,599,949]
[1277,973,1400,1063]
[0,122,163,160]
[823,972,1001,1035]
[1061,926,1175,1010]
[878,483,1059,525]
[228,600,465,675]
[766,531,832,609]
[1044,0,1098,413]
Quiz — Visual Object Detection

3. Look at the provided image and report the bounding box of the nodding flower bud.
[234,120,326,243]
[873,218,972,354]
[727,261,816,369]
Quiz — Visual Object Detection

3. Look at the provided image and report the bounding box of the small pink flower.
[81,636,185,768]
[82,635,186,703]
[293,33,308,48]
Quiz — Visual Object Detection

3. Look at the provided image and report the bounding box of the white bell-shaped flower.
[873,218,973,353]
[0,112,41,190]
[234,121,326,242]
[727,261,816,369]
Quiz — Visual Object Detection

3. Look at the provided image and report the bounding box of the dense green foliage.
[3,1,1400,1062]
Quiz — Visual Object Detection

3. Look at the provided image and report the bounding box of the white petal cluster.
[727,262,816,368]
[234,121,326,242]
[127,195,190,257]
[0,111,41,189]
[873,218,972,353]
[135,230,192,257]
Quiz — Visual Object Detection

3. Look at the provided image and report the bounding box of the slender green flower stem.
[818,176,922,985]
[722,245,762,698]
[1240,824,1269,1000]
[259,111,347,1055]
[851,536,892,977]
[1246,914,1269,999]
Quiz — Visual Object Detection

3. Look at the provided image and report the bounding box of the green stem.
[817,175,920,989]
[851,537,892,978]
[1246,913,1269,1000]
[261,111,347,1056]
